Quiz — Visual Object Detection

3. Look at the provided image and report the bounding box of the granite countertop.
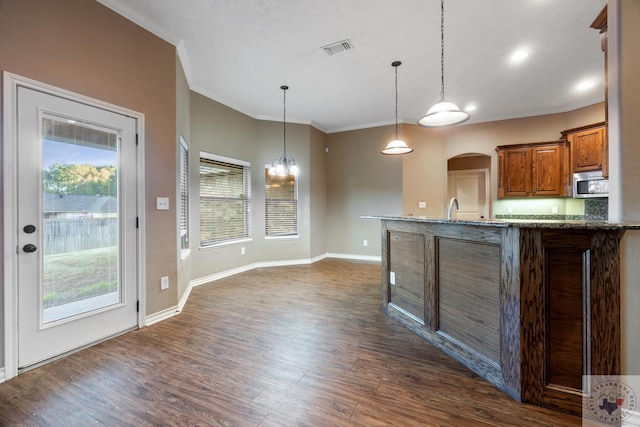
[362,214,640,230]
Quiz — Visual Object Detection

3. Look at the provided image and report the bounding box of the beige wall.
[0,0,178,367]
[189,92,322,281]
[448,155,491,171]
[325,125,403,257]
[189,92,257,279]
[324,106,603,257]
[309,126,328,259]
[609,0,640,375]
[402,103,605,218]
[255,120,313,262]
[176,55,192,300]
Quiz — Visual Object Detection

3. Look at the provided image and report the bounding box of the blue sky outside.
[43,138,117,169]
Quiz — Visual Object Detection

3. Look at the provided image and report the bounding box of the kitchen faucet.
[447,197,459,219]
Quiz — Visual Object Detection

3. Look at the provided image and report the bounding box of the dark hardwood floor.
[0,259,581,426]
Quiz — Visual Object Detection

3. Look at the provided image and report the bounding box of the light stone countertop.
[362,214,640,230]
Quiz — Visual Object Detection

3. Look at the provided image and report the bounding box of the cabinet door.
[532,144,563,196]
[502,148,531,197]
[570,126,605,172]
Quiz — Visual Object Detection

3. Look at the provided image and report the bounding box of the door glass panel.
[41,116,120,324]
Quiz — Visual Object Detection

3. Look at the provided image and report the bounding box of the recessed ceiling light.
[575,78,596,92]
[510,49,529,63]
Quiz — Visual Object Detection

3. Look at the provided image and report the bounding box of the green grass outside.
[43,246,119,309]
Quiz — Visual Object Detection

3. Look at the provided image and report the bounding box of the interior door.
[447,169,489,220]
[16,86,139,369]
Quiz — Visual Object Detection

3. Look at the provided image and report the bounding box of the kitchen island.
[364,215,640,415]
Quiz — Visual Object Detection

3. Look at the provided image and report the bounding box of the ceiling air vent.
[321,39,353,56]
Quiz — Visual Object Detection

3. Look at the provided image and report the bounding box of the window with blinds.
[265,169,298,237]
[199,153,251,246]
[179,136,189,250]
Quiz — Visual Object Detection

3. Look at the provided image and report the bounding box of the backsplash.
[584,197,608,220]
[495,214,584,220]
[495,198,608,221]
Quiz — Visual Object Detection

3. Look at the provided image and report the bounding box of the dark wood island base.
[365,215,640,416]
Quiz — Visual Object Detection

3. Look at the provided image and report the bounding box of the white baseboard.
[177,282,193,313]
[150,252,377,325]
[327,253,381,262]
[145,304,179,326]
[190,253,329,288]
[0,368,5,384]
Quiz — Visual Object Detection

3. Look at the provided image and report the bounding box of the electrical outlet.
[363,240,368,247]
[390,271,396,285]
[507,207,513,214]
[418,201,427,208]
[160,276,169,290]
[241,247,245,255]
[552,206,559,214]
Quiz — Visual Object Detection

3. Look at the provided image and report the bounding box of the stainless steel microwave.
[572,171,608,198]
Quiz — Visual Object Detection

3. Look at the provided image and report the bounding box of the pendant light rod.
[439,0,445,100]
[392,61,401,139]
[269,85,299,176]
[417,0,470,127]
[382,60,413,155]
[281,85,288,155]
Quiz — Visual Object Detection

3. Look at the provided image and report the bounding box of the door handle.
[23,243,37,253]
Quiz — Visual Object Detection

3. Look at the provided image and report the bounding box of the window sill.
[199,237,252,251]
[264,235,300,241]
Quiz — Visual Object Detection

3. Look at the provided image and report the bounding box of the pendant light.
[269,85,299,177]
[382,61,413,155]
[418,0,470,127]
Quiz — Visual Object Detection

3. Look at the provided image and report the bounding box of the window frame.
[199,152,252,248]
[178,135,190,259]
[264,166,299,239]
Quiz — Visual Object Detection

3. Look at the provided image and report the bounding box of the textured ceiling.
[97,0,607,133]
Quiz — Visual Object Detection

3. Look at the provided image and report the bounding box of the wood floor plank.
[0,259,581,426]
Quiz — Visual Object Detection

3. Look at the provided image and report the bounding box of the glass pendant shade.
[382,139,413,155]
[418,99,470,127]
[382,60,413,155]
[418,0,470,128]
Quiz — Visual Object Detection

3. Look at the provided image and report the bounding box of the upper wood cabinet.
[497,146,530,198]
[496,141,569,199]
[561,122,607,176]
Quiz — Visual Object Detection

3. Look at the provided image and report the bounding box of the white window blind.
[199,154,251,246]
[179,137,189,250]
[265,169,298,237]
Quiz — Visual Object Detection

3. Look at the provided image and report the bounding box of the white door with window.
[13,84,139,369]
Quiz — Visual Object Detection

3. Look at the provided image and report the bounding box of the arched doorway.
[446,154,491,219]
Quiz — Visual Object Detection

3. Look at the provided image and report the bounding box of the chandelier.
[269,85,299,176]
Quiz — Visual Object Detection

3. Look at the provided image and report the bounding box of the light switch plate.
[160,276,169,290]
[156,197,169,210]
